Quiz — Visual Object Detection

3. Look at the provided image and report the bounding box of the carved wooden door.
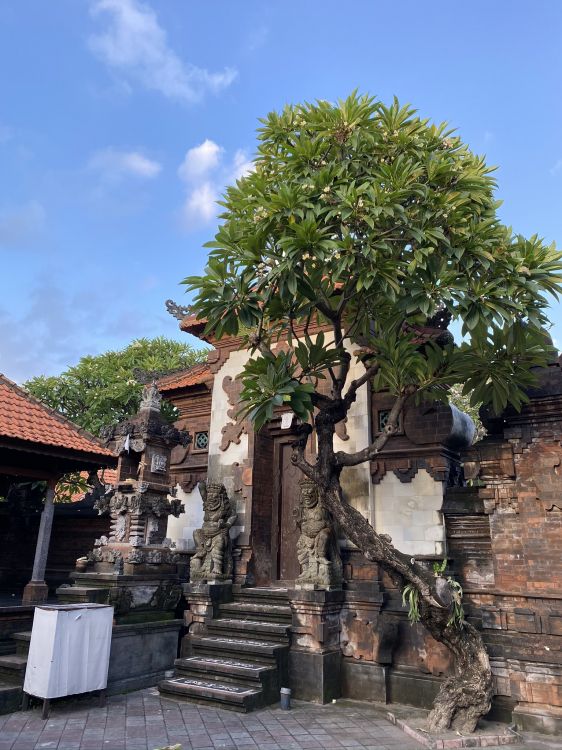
[276,441,302,581]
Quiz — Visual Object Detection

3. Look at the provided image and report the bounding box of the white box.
[23,603,113,699]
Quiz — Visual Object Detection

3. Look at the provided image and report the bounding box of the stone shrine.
[57,382,190,621]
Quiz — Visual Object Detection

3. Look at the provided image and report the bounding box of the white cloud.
[178,139,223,182]
[0,200,46,249]
[229,149,254,182]
[177,142,254,228]
[550,159,562,176]
[88,148,162,181]
[88,0,237,104]
[181,182,218,226]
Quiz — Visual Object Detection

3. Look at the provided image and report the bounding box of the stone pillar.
[22,478,57,605]
[289,588,344,703]
[181,582,232,656]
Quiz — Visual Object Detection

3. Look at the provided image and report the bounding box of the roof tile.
[0,374,114,458]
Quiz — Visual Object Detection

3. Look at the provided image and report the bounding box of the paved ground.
[0,689,556,750]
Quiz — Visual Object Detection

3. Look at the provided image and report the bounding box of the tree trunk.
[320,477,493,733]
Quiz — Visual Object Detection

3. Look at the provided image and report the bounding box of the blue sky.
[1,0,561,382]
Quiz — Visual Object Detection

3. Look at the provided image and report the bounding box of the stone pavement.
[0,689,553,750]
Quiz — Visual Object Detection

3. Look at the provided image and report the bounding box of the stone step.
[0,682,22,715]
[189,635,289,664]
[158,676,263,712]
[233,587,290,608]
[219,602,292,624]
[207,618,290,641]
[175,655,278,691]
[0,654,27,683]
[12,631,31,657]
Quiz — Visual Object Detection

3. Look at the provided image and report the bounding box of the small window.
[378,409,390,433]
[194,431,209,450]
[376,409,402,435]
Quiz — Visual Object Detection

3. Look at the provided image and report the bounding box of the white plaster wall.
[206,348,253,542]
[166,483,204,549]
[372,468,445,557]
[335,342,372,524]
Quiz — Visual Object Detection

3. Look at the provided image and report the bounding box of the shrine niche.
[190,481,237,583]
[294,479,342,590]
[57,382,190,620]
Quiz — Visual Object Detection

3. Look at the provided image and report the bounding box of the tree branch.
[343,362,380,409]
[289,424,317,480]
[335,391,408,467]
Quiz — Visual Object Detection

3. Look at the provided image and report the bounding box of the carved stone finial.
[166,299,191,321]
[294,479,342,590]
[190,482,237,583]
[140,381,162,412]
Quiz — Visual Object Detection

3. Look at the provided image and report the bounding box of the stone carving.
[165,299,192,321]
[294,480,342,590]
[190,482,237,583]
[220,375,246,451]
[151,453,167,473]
[140,381,162,411]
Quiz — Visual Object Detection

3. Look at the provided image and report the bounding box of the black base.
[289,649,341,703]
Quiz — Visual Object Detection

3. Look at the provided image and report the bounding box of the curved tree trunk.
[321,478,493,733]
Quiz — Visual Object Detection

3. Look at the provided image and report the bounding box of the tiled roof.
[179,312,207,332]
[157,363,213,393]
[0,374,115,459]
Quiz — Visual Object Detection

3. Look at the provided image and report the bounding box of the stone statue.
[295,479,342,589]
[190,482,237,583]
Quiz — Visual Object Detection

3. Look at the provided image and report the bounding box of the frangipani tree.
[184,93,561,732]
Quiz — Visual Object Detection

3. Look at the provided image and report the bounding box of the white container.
[23,603,113,700]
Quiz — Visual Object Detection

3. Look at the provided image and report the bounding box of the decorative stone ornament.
[190,482,237,583]
[57,381,190,620]
[294,479,342,590]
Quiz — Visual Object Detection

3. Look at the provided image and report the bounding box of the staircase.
[0,631,30,714]
[159,587,291,712]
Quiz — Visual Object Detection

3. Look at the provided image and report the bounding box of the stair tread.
[178,656,274,674]
[164,676,261,695]
[12,632,31,641]
[211,618,289,630]
[0,681,22,692]
[0,654,27,668]
[221,602,291,613]
[191,635,287,653]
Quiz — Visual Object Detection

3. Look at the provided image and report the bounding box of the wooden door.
[275,441,302,581]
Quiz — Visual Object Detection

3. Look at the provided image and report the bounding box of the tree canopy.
[25,337,207,436]
[183,93,562,732]
[185,93,561,432]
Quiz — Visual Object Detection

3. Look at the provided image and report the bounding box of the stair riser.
[234,595,290,609]
[219,605,292,624]
[0,686,22,716]
[0,668,23,684]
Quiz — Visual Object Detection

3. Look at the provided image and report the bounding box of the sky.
[0,0,561,383]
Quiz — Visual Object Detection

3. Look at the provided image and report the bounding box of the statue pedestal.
[57,569,182,623]
[182,582,232,644]
[288,588,344,703]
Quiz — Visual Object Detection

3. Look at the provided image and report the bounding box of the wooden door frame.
[270,433,299,584]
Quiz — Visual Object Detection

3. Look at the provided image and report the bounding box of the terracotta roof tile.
[157,363,213,393]
[0,374,114,459]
